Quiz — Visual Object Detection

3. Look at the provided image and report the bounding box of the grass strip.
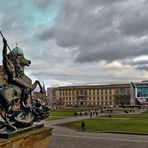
[50,108,94,116]
[47,116,64,120]
[102,113,148,119]
[61,118,148,133]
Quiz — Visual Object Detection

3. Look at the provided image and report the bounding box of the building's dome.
[11,46,23,55]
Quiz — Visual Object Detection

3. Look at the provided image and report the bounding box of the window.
[136,87,148,98]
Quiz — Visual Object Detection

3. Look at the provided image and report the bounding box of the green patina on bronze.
[11,46,24,56]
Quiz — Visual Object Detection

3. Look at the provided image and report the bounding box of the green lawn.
[142,109,148,114]
[112,107,125,111]
[61,118,148,133]
[112,107,137,112]
[47,116,64,120]
[50,108,92,116]
[50,110,74,116]
[102,113,148,119]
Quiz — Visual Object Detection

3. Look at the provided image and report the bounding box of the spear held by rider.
[0,30,12,53]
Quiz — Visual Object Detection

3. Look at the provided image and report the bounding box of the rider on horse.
[0,34,47,130]
[3,38,32,89]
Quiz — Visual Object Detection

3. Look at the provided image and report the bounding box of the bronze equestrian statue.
[0,34,49,130]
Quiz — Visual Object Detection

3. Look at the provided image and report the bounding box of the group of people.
[74,110,100,117]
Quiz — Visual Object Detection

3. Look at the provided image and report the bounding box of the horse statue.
[0,37,49,130]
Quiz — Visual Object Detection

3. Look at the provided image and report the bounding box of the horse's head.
[19,55,31,67]
[11,46,31,67]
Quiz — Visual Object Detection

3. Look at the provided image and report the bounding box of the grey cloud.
[119,9,148,36]
[37,0,148,64]
[30,64,144,85]
[2,0,148,86]
[39,0,120,45]
[97,0,128,5]
[31,0,52,9]
[39,29,54,41]
[121,59,148,71]
[76,37,148,63]
[122,60,148,66]
[135,65,148,71]
[1,16,17,32]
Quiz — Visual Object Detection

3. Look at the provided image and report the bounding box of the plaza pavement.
[44,115,148,148]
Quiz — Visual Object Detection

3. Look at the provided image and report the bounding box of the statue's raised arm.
[2,38,15,82]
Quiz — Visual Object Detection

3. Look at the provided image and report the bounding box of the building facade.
[47,84,130,107]
[32,83,47,104]
[32,91,47,102]
[130,82,148,105]
[0,65,6,84]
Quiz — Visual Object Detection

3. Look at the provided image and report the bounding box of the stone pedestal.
[0,127,53,148]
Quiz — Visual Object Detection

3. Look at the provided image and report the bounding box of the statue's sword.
[0,30,12,52]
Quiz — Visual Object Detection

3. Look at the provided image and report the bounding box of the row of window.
[59,96,113,101]
[59,92,114,96]
[58,89,114,95]
[64,101,113,106]
[58,94,114,97]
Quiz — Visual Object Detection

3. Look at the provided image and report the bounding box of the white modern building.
[130,81,148,105]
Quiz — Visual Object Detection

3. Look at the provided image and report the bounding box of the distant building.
[47,84,130,107]
[47,87,54,106]
[32,91,47,102]
[0,65,6,84]
[32,83,47,104]
[130,82,148,105]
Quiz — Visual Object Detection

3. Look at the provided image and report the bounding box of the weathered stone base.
[0,123,44,139]
[0,127,53,148]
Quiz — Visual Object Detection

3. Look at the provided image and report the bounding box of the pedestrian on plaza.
[109,113,111,118]
[93,111,95,116]
[81,121,85,132]
[90,112,92,117]
[74,112,77,117]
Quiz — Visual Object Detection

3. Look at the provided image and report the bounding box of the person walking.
[81,121,85,132]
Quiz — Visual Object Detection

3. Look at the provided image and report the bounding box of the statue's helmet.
[11,46,24,56]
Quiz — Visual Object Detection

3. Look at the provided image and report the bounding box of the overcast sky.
[0,0,148,88]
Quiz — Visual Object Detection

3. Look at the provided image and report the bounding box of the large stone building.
[47,84,130,107]
[0,65,6,84]
[47,87,54,106]
[32,91,47,103]
[32,83,47,104]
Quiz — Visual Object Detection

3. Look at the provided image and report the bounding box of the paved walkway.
[44,116,148,148]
